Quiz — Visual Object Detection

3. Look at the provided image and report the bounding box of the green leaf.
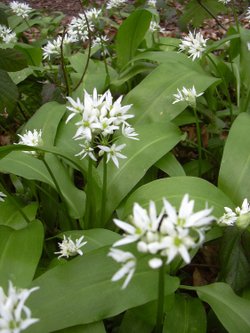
[164,294,206,333]
[102,122,183,223]
[8,67,33,84]
[179,0,226,28]
[15,43,43,66]
[120,176,234,220]
[0,48,27,71]
[116,9,152,70]
[22,101,66,145]
[196,282,250,333]
[0,200,37,229]
[155,152,186,177]
[0,69,18,114]
[218,113,250,205]
[0,220,44,289]
[124,60,219,124]
[27,246,179,333]
[54,322,106,333]
[219,227,250,291]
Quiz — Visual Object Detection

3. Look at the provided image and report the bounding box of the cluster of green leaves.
[1,0,250,332]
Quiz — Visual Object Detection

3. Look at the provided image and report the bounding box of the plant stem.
[85,156,93,229]
[155,264,165,333]
[60,28,71,96]
[196,0,227,31]
[100,153,107,227]
[193,106,203,177]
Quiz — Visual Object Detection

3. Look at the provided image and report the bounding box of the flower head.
[0,281,39,333]
[42,34,73,60]
[109,195,214,288]
[149,21,165,34]
[172,86,203,107]
[246,7,250,21]
[106,0,127,10]
[0,25,17,44]
[55,235,87,259]
[218,198,250,228]
[108,248,136,289]
[179,31,207,61]
[218,0,231,4]
[148,0,157,7]
[9,1,32,19]
[67,14,94,43]
[17,129,43,156]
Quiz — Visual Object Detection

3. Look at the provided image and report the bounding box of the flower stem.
[100,153,107,227]
[193,106,203,177]
[85,156,93,229]
[155,264,165,333]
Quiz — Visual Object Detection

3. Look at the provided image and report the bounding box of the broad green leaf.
[8,67,33,84]
[0,48,27,71]
[44,153,85,219]
[124,61,219,124]
[15,43,43,66]
[163,294,206,333]
[0,200,37,229]
[219,227,250,291]
[196,282,250,333]
[102,122,183,223]
[116,9,152,70]
[155,152,186,177]
[21,101,66,145]
[27,246,179,333]
[121,176,233,220]
[0,69,18,114]
[218,113,250,205]
[179,0,226,28]
[0,220,44,289]
[54,322,106,333]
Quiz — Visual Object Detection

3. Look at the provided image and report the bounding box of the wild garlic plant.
[66,87,138,227]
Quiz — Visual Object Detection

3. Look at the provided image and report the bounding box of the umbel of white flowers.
[55,235,87,259]
[108,194,215,289]
[218,198,250,228]
[17,129,43,156]
[0,281,39,333]
[66,88,138,168]
[172,86,204,108]
[0,25,17,44]
[9,1,32,19]
[179,30,207,61]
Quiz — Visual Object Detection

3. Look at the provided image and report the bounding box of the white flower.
[149,21,165,34]
[85,8,102,21]
[172,86,204,107]
[0,192,6,202]
[106,91,133,125]
[92,35,109,48]
[218,198,250,226]
[246,7,250,21]
[42,34,73,60]
[0,25,17,44]
[106,0,127,10]
[66,97,84,123]
[55,235,87,258]
[148,257,163,269]
[67,14,94,43]
[98,143,127,168]
[9,1,32,19]
[148,0,157,7]
[0,281,39,333]
[108,248,136,289]
[17,129,43,156]
[218,0,231,4]
[75,142,97,161]
[179,31,207,61]
[122,124,139,140]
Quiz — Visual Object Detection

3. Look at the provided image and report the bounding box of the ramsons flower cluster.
[9,1,32,19]
[172,86,204,108]
[108,194,215,288]
[0,24,17,44]
[66,88,138,168]
[218,198,250,228]
[0,281,39,333]
[17,129,43,156]
[55,235,87,259]
[179,31,207,61]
